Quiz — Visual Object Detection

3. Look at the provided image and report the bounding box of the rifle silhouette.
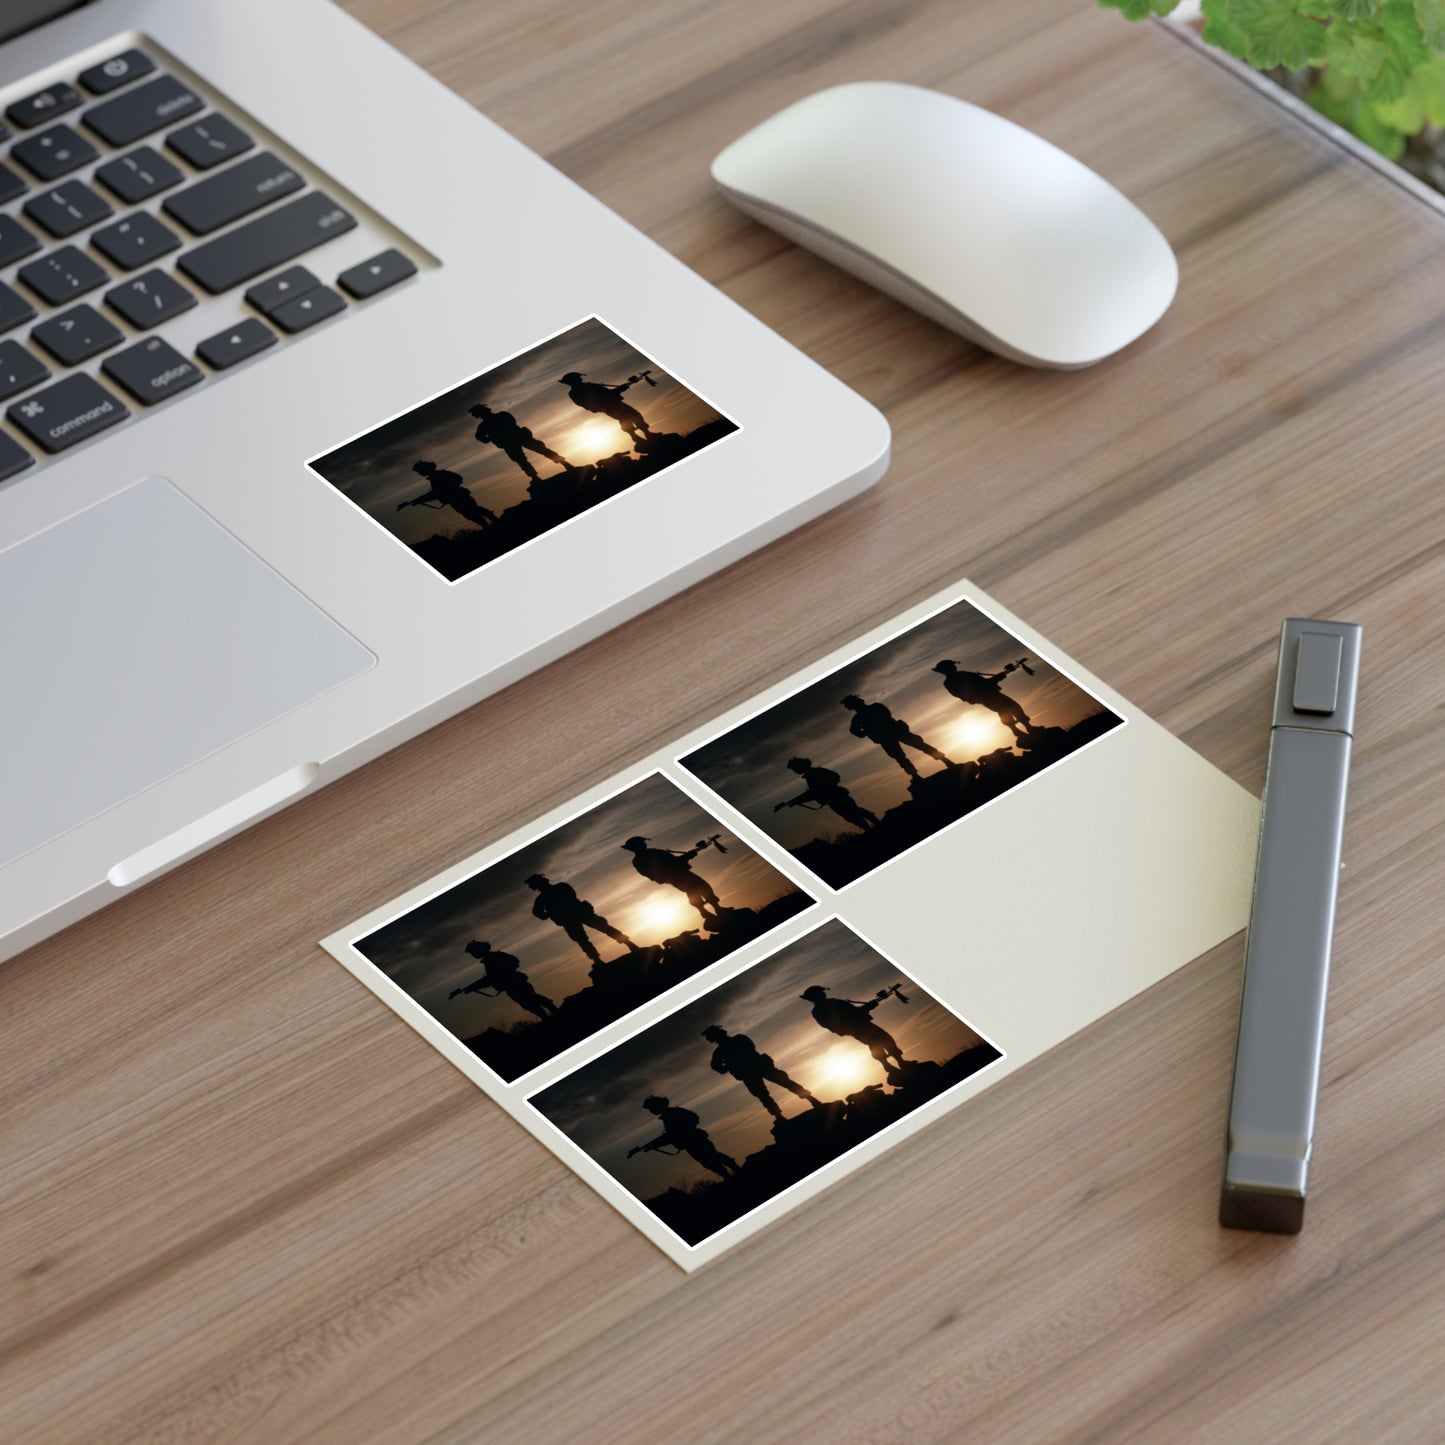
[774,796,824,812]
[448,978,501,1000]
[626,369,657,387]
[1000,657,1035,677]
[873,982,911,1006]
[627,1139,682,1158]
[396,496,447,511]
[692,833,727,855]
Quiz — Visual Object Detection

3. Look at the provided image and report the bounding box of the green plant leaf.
[1201,0,1253,55]
[1223,0,1328,69]
[1354,98,1412,149]
[1380,0,1432,64]
[1371,73,1428,124]
[1415,0,1445,48]
[1409,53,1445,118]
[1097,0,1181,17]
[1337,0,1381,17]
[1325,26,1391,77]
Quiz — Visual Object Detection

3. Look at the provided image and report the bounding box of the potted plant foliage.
[1101,0,1445,194]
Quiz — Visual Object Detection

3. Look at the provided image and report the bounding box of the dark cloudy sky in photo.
[309,317,729,546]
[530,919,983,1204]
[353,773,807,1038]
[680,599,1114,851]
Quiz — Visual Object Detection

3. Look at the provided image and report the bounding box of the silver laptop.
[0,0,889,963]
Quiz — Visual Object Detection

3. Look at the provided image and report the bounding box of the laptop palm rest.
[0,477,374,871]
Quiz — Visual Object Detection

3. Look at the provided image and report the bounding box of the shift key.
[163,151,303,236]
[178,192,356,294]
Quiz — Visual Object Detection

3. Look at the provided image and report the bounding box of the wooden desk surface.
[3,2,1442,1439]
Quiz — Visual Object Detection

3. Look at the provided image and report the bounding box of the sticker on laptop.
[527,916,1002,1250]
[677,595,1124,889]
[307,316,738,582]
[348,772,813,1083]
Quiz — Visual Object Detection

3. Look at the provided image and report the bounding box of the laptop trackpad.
[0,478,375,869]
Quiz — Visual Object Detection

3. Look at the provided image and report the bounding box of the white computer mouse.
[711,81,1178,369]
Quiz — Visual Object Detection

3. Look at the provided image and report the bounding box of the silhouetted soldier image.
[525,873,636,968]
[800,984,909,1077]
[396,460,498,528]
[932,658,1036,738]
[774,756,878,833]
[840,694,955,780]
[558,370,655,445]
[449,939,557,1020]
[627,1095,740,1179]
[621,834,726,925]
[468,403,575,484]
[701,1024,821,1120]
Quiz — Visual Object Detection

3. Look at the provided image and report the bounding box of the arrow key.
[337,248,416,300]
[270,284,345,334]
[196,318,275,370]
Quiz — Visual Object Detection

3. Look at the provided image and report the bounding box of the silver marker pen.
[1220,618,1362,1234]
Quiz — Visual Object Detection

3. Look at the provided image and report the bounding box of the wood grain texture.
[3,2,1443,1440]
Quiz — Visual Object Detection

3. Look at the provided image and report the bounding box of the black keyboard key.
[103,336,203,407]
[7,82,82,131]
[23,179,113,238]
[271,285,345,333]
[8,372,127,452]
[163,152,303,236]
[0,215,42,268]
[18,245,108,306]
[91,212,181,270]
[95,146,183,204]
[0,161,27,205]
[32,303,123,366]
[178,192,356,294]
[197,318,276,370]
[79,49,156,96]
[0,429,33,482]
[338,248,417,300]
[83,74,201,148]
[0,340,49,401]
[104,268,196,329]
[0,283,36,335]
[166,114,252,169]
[11,124,98,181]
[244,265,319,315]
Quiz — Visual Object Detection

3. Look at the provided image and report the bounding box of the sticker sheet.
[323,580,1258,1269]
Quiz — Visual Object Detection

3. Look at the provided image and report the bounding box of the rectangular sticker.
[527,917,1001,1250]
[678,595,1123,889]
[350,772,813,1083]
[308,316,738,582]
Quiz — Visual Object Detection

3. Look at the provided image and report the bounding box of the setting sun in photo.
[943,710,1014,757]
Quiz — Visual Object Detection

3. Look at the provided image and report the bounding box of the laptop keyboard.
[0,44,422,482]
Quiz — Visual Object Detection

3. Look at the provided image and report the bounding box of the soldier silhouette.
[932,658,1035,738]
[395,460,497,528]
[840,694,955,779]
[800,984,908,1077]
[468,403,575,484]
[621,834,725,925]
[774,756,878,833]
[702,1024,821,1120]
[557,370,654,445]
[628,1095,740,1179]
[449,939,557,1019]
[525,873,636,968]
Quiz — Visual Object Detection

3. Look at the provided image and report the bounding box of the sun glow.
[565,417,626,462]
[943,710,1013,758]
[812,1045,878,1096]
[631,892,694,941]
